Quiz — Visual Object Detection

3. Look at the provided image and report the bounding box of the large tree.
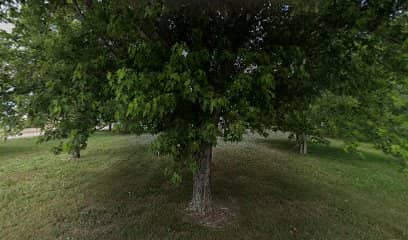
[110,0,407,214]
[2,0,406,215]
[111,1,277,214]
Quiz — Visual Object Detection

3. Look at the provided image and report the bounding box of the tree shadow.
[61,140,338,239]
[0,145,35,158]
[55,136,404,239]
[309,143,403,166]
[254,137,296,152]
[213,144,327,203]
[254,137,404,168]
[56,142,198,239]
[0,139,50,161]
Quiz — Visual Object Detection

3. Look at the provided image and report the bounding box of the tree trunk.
[72,148,81,159]
[298,133,308,155]
[189,144,213,215]
[108,123,112,131]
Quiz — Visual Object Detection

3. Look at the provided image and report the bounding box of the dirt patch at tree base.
[184,201,238,228]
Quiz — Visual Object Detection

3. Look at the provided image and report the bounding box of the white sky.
[0,22,13,33]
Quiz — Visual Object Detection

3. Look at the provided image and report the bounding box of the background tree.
[5,0,118,158]
[317,8,408,163]
[0,30,25,140]
[273,100,330,155]
[268,0,408,157]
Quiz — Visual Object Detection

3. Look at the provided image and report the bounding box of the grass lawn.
[1,132,408,240]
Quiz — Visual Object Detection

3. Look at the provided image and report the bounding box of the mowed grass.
[1,132,408,240]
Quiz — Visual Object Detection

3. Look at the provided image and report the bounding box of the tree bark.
[298,133,308,155]
[189,144,213,215]
[72,148,81,159]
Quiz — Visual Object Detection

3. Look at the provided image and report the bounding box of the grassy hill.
[1,132,408,240]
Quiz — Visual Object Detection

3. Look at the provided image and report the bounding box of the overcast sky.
[0,22,13,33]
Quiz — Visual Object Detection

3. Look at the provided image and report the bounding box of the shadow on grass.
[60,138,337,239]
[255,137,404,168]
[213,145,326,203]
[0,139,49,160]
[58,142,198,239]
[309,143,403,166]
[254,137,296,153]
[0,145,35,158]
[57,135,407,240]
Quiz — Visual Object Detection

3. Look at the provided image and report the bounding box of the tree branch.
[72,0,85,19]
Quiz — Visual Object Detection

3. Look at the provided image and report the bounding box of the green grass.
[1,132,408,240]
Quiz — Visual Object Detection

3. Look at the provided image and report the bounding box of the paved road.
[5,126,113,140]
[7,128,42,139]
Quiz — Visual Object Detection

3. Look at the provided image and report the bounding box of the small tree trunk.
[298,133,308,155]
[108,123,112,131]
[189,145,213,215]
[72,148,81,159]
